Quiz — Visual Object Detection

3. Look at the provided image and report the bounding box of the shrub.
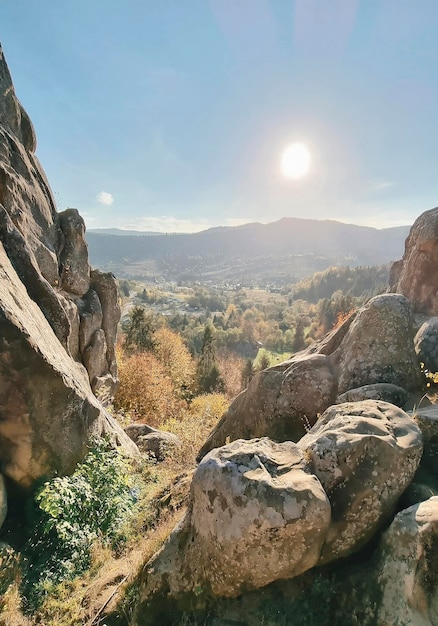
[22,437,138,609]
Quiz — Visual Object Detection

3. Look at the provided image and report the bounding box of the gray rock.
[335,294,421,395]
[299,400,423,563]
[137,431,181,461]
[377,497,438,626]
[390,207,438,315]
[414,317,438,374]
[136,438,330,618]
[336,383,408,407]
[0,45,120,399]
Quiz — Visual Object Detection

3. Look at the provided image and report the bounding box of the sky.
[1,1,438,232]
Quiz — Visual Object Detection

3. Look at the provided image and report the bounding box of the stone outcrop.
[336,383,408,406]
[125,423,181,461]
[198,294,421,459]
[376,497,438,626]
[0,44,118,399]
[0,44,137,490]
[414,317,438,374]
[136,438,331,622]
[390,207,438,315]
[137,402,423,621]
[0,241,137,488]
[299,400,423,563]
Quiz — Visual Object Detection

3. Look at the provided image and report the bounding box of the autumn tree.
[153,327,195,400]
[114,351,184,425]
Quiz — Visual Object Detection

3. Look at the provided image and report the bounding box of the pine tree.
[123,306,155,352]
[292,317,306,353]
[196,323,224,393]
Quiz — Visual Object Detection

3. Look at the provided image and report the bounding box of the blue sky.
[1,1,438,232]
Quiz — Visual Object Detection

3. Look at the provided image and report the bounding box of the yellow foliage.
[153,327,195,397]
[114,351,185,426]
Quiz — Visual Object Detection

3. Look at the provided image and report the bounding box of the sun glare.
[281,143,311,179]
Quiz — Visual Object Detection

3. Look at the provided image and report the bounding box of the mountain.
[85,217,410,285]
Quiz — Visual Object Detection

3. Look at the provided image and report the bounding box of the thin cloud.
[374,181,394,191]
[96,191,114,205]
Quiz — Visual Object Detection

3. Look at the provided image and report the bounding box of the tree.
[123,306,155,352]
[153,327,195,400]
[241,358,255,389]
[257,351,271,371]
[196,323,225,394]
[292,317,306,353]
[114,351,184,424]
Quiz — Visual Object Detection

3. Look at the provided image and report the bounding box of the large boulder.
[0,44,118,399]
[376,497,438,626]
[334,294,421,395]
[390,207,438,315]
[136,439,331,622]
[0,46,137,488]
[199,294,421,460]
[0,242,138,488]
[299,400,423,563]
[336,383,408,407]
[414,317,438,374]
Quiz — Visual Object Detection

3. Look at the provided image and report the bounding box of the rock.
[198,353,337,460]
[0,474,6,529]
[58,208,90,296]
[136,438,331,620]
[0,44,119,398]
[299,400,423,563]
[414,317,438,374]
[137,431,181,461]
[336,383,408,407]
[335,294,421,395]
[377,497,438,626]
[390,207,438,315]
[0,240,138,489]
[199,294,421,461]
[125,423,181,461]
[124,423,157,443]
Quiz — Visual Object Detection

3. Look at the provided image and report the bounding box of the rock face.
[199,294,421,459]
[414,317,438,374]
[0,45,118,399]
[390,207,438,315]
[136,438,331,621]
[0,45,137,489]
[137,402,423,621]
[0,241,137,488]
[377,497,438,626]
[299,401,423,563]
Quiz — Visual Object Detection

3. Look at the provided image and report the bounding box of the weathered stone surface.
[198,353,337,460]
[377,497,438,626]
[336,383,408,407]
[90,269,120,378]
[138,431,181,461]
[137,438,331,619]
[0,44,119,399]
[0,241,138,489]
[58,208,90,296]
[335,294,421,395]
[125,423,181,460]
[83,329,108,386]
[299,400,423,563]
[390,207,438,315]
[0,474,6,530]
[414,317,438,374]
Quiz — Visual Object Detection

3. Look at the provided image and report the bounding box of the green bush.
[22,437,138,609]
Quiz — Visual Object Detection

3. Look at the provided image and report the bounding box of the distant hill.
[86,217,410,285]
[88,228,163,236]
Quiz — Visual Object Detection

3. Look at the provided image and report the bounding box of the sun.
[281,143,311,179]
